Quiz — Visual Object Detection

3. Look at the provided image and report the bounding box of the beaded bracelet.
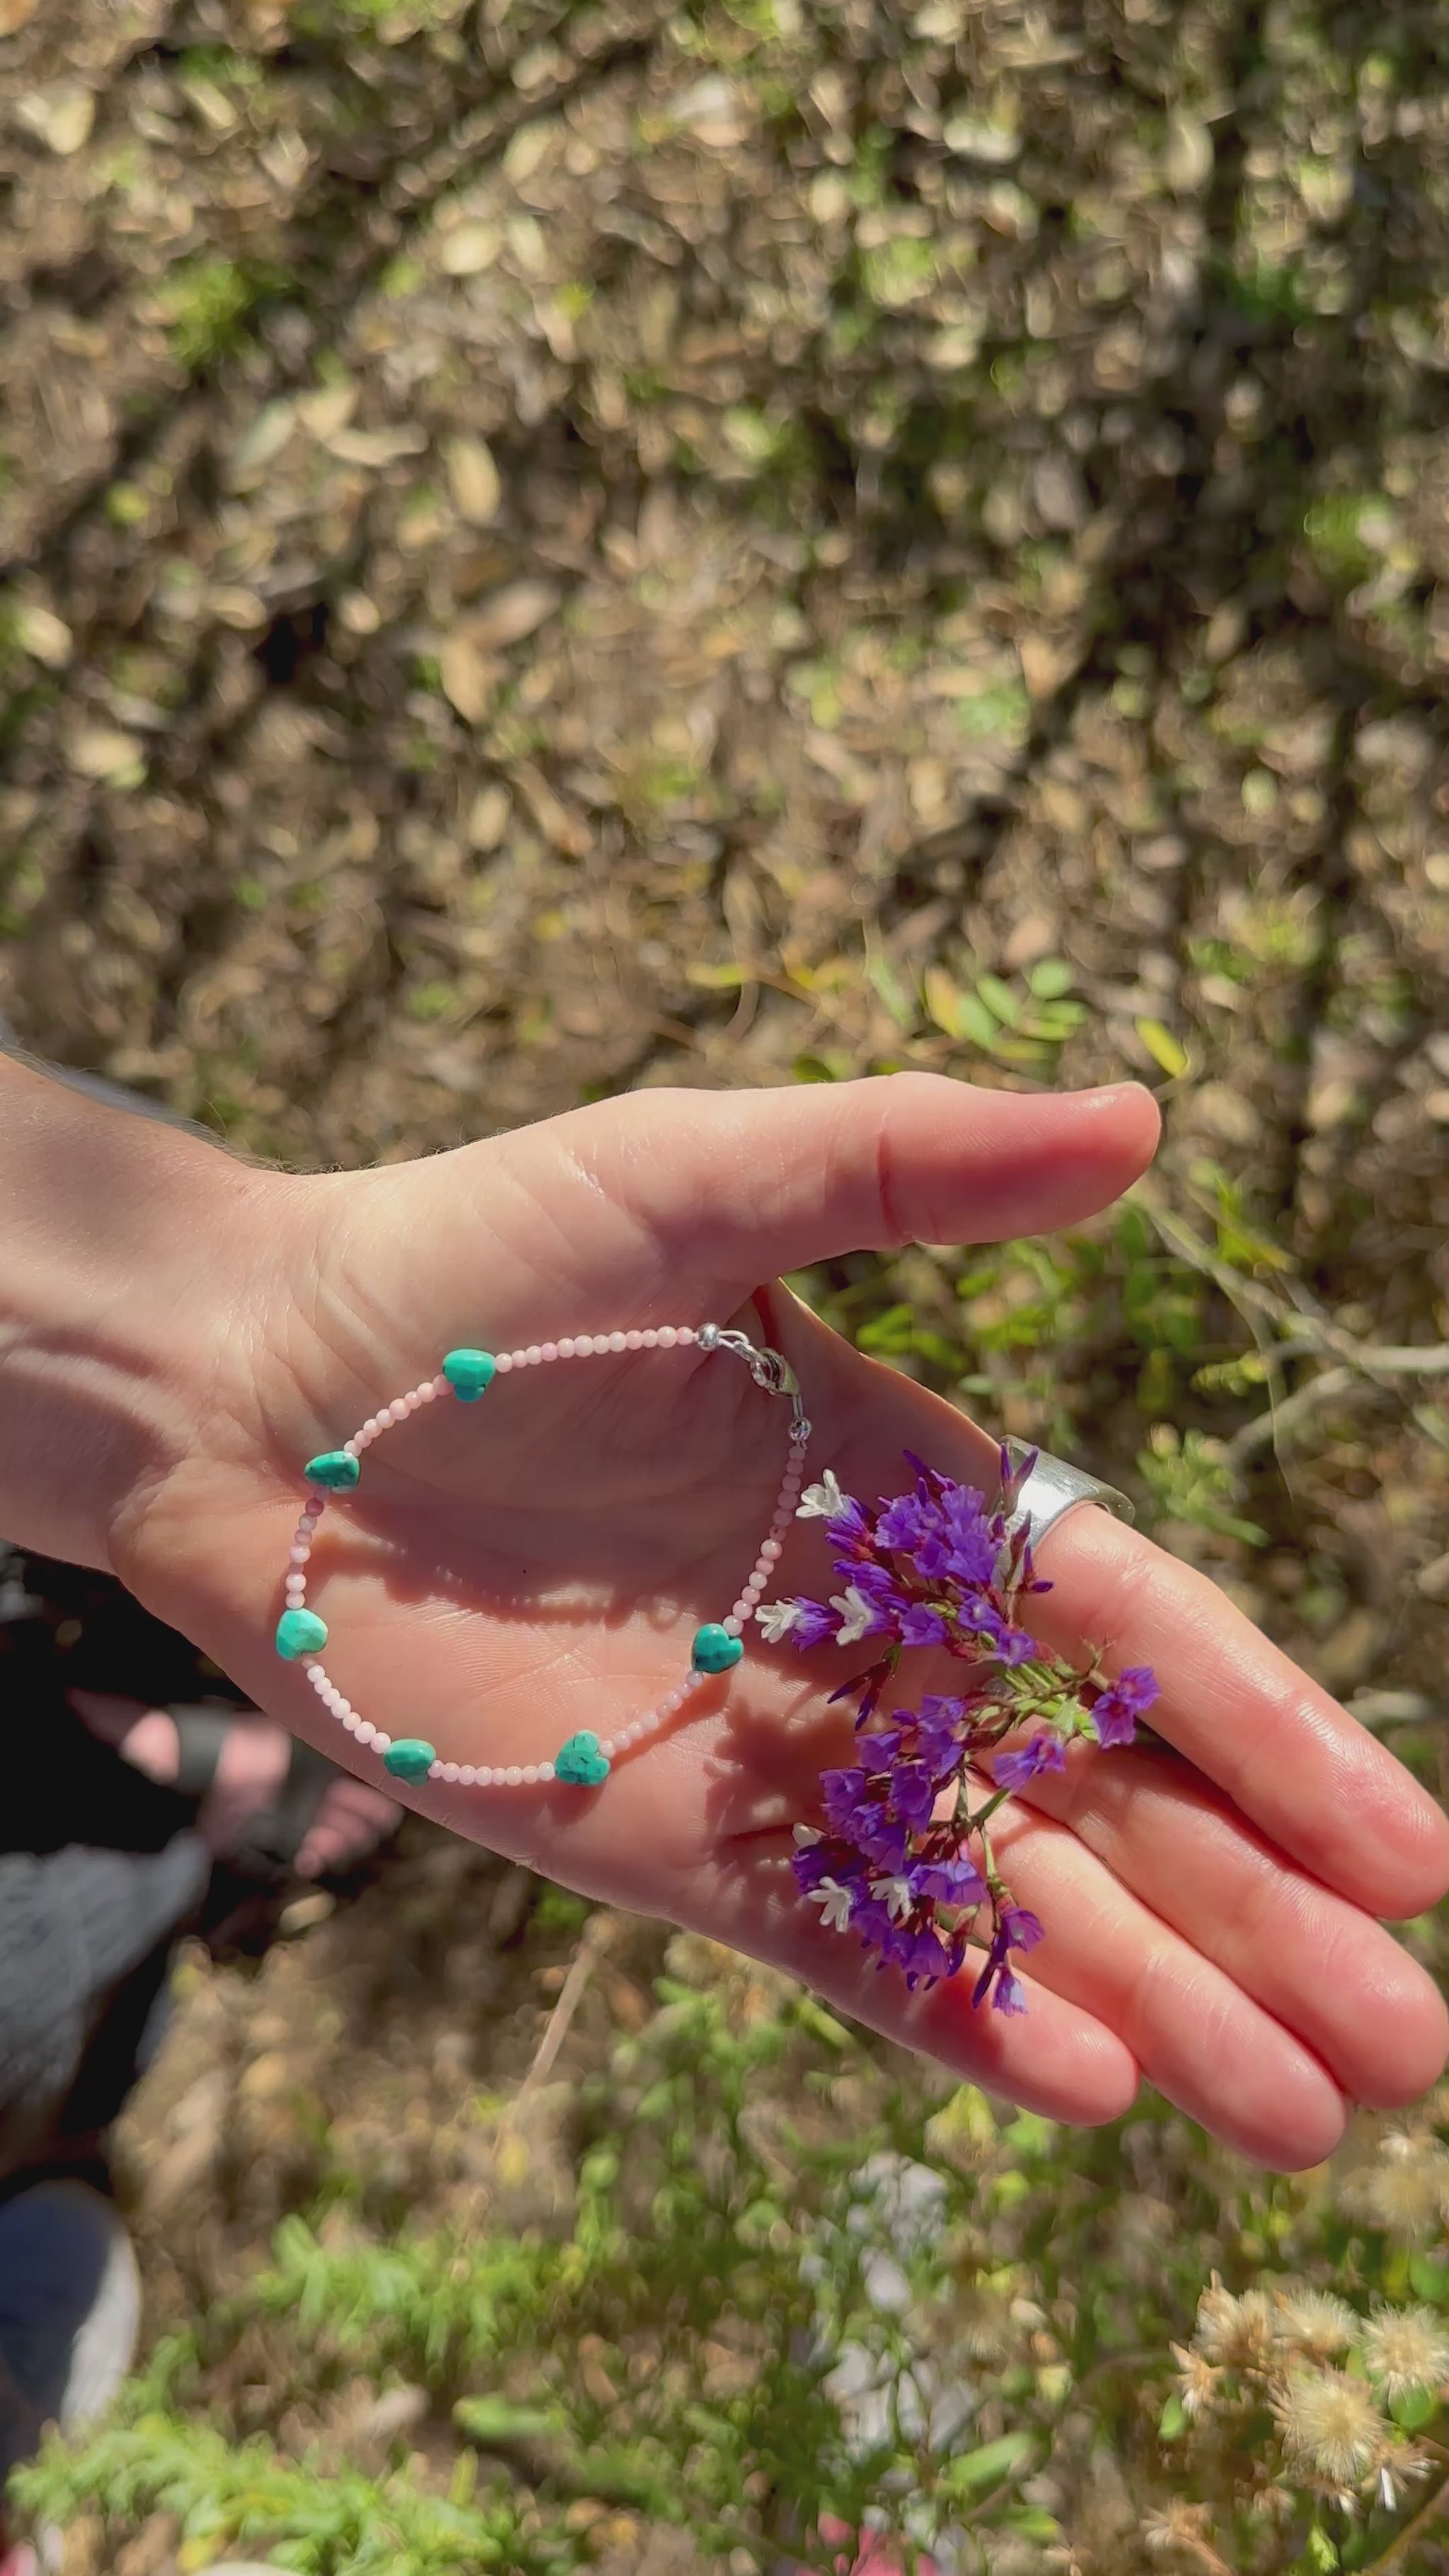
[273,1322,812,1790]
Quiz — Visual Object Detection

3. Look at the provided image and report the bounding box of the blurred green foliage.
[18,1963,1449,2572]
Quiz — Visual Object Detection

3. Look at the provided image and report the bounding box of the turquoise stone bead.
[275,1607,328,1660]
[304,1449,360,1491]
[382,1738,437,1784]
[692,1622,744,1675]
[442,1348,498,1401]
[554,1729,611,1786]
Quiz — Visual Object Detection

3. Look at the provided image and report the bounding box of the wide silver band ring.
[1000,1436,1136,1556]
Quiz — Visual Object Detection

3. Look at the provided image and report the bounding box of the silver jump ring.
[1000,1436,1136,1556]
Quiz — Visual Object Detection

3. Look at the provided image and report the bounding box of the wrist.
[0,1055,275,1569]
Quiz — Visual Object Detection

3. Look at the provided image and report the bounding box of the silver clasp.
[699,1324,809,1439]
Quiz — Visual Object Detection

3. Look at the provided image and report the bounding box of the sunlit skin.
[10,1063,1448,2170]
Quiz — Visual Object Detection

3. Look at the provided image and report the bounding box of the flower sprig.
[760,1448,1158,2011]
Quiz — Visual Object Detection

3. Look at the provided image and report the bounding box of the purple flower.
[790,1843,836,1895]
[850,1895,896,1955]
[998,1443,1038,1514]
[952,1595,1025,1657]
[1090,1665,1158,1748]
[996,1626,1037,1667]
[939,1494,996,1588]
[882,1921,955,1988]
[821,1766,869,1831]
[855,1808,909,1875]
[992,1732,1067,1794]
[788,1450,1155,2025]
[824,1497,872,1552]
[873,1491,935,1554]
[787,1597,843,1652]
[899,1601,949,1648]
[971,1943,1005,2009]
[913,1854,985,1907]
[856,1720,907,1766]
[915,1695,968,1776]
[888,1762,936,1831]
[918,1692,966,1728]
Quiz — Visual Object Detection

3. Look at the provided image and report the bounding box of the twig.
[514,1910,616,2108]
[1135,1190,1449,1380]
[1223,1365,1358,1467]
[1131,1187,1449,1479]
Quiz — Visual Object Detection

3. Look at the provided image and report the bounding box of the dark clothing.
[0,1840,207,2195]
[0,1548,241,2197]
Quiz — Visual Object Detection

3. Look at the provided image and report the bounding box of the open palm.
[112,1075,1449,2171]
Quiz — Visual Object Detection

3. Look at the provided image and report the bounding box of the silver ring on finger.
[1000,1435,1136,1557]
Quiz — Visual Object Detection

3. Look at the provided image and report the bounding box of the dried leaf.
[923,966,966,1038]
[69,727,144,782]
[512,762,589,857]
[228,401,297,484]
[323,424,428,468]
[466,784,512,850]
[468,581,560,652]
[16,82,95,154]
[445,436,502,528]
[13,603,72,669]
[438,636,499,725]
[1163,111,1213,192]
[296,383,358,440]
[438,222,502,277]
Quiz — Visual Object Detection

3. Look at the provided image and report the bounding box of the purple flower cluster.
[780,1450,1158,2011]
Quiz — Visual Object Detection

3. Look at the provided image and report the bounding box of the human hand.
[5,1058,1444,2164]
[63,1069,1439,2171]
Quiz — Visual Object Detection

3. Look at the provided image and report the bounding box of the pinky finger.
[695,1839,1142,2127]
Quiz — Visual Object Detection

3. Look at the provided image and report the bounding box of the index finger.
[1028,1504,1449,1921]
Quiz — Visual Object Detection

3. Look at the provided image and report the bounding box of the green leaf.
[957,992,1005,1050]
[1002,2111,1057,2159]
[452,2397,564,2445]
[1409,2253,1449,2304]
[796,1999,851,2048]
[1027,998,1087,1040]
[975,972,1020,1026]
[1007,2507,1062,2541]
[1390,2384,1439,2430]
[867,948,918,1031]
[1027,957,1075,1000]
[940,2432,1035,2497]
[1158,2393,1188,2440]
[857,1302,916,1353]
[1135,1017,1189,1079]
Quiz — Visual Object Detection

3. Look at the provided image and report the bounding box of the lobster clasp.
[746,1345,798,1398]
[703,1324,799,1401]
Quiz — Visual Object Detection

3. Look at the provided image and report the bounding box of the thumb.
[555,1074,1161,1288]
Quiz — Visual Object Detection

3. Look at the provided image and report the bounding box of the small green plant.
[1137,1423,1268,1547]
[1303,492,1381,590]
[923,957,1087,1067]
[155,257,291,370]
